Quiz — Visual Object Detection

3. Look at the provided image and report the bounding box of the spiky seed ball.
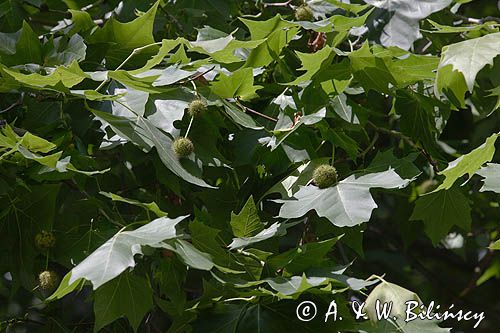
[313,164,338,189]
[295,5,314,21]
[172,137,194,157]
[35,230,56,250]
[38,270,59,291]
[187,99,207,117]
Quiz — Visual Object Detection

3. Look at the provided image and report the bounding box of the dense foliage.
[1,0,499,332]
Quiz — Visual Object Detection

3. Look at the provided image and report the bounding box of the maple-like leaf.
[275,169,412,227]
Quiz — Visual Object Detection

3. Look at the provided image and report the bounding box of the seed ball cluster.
[35,230,56,250]
[187,99,207,117]
[313,164,338,188]
[172,137,194,157]
[295,5,314,21]
[38,270,59,291]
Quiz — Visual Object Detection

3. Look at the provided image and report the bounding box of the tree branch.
[262,1,293,8]
[235,100,278,122]
[367,121,440,173]
[457,250,495,299]
[0,94,24,114]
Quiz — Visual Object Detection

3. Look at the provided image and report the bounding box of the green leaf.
[228,222,295,250]
[487,85,500,111]
[130,39,184,74]
[490,240,500,250]
[287,46,334,85]
[269,108,326,151]
[19,132,56,153]
[136,117,216,188]
[330,93,359,124]
[476,164,500,193]
[364,150,420,179]
[364,0,452,49]
[358,318,451,333]
[210,68,263,101]
[230,196,264,238]
[349,43,396,94]
[0,21,42,66]
[477,258,500,285]
[0,1,25,32]
[0,125,106,175]
[90,108,153,149]
[44,34,87,66]
[395,319,451,333]
[68,10,96,34]
[363,282,451,331]
[150,65,195,87]
[94,272,153,332]
[425,19,498,34]
[240,15,298,68]
[3,60,89,89]
[433,64,468,108]
[435,33,500,103]
[196,38,265,63]
[103,3,156,44]
[435,133,499,191]
[391,54,440,87]
[189,219,227,258]
[395,90,446,157]
[163,239,214,271]
[275,169,412,227]
[100,192,167,217]
[90,108,214,188]
[365,280,421,322]
[193,303,245,333]
[331,8,374,32]
[189,27,234,54]
[87,1,160,67]
[268,236,342,275]
[410,187,471,244]
[46,272,85,301]
[223,100,264,130]
[68,215,187,289]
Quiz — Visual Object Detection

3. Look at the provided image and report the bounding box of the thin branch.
[262,0,293,8]
[457,250,495,299]
[181,66,216,84]
[94,42,163,92]
[235,100,278,122]
[359,132,379,159]
[0,94,24,114]
[367,121,440,173]
[333,132,380,165]
[81,0,105,11]
[453,13,500,25]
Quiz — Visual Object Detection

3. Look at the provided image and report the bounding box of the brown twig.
[359,132,379,159]
[235,100,278,122]
[181,66,216,84]
[457,250,495,299]
[367,121,440,173]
